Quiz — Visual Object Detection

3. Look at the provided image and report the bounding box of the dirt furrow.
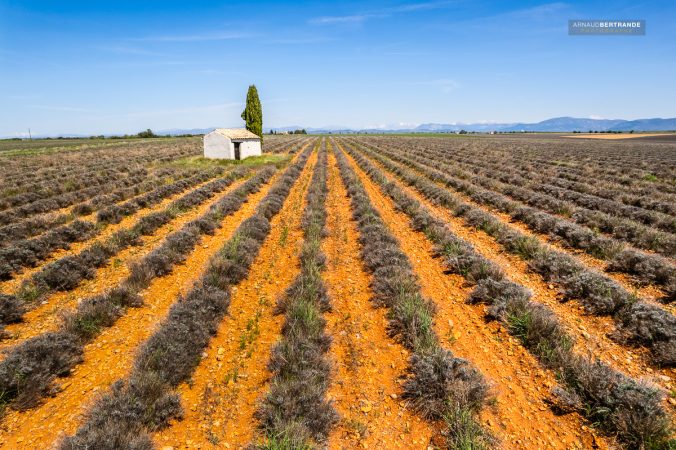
[462,201,672,312]
[355,139,675,302]
[152,151,317,449]
[0,175,224,294]
[355,149,675,393]
[0,169,283,449]
[395,148,672,308]
[0,169,168,247]
[323,150,435,448]
[0,176,251,354]
[341,147,605,449]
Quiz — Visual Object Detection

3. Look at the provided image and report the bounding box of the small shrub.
[0,293,25,323]
[0,331,82,409]
[60,373,181,448]
[403,347,489,420]
[614,302,676,366]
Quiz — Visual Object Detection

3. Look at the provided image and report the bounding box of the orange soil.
[0,182,113,237]
[474,204,672,314]
[0,167,284,449]
[340,146,606,449]
[562,133,672,140]
[323,150,436,448]
[5,203,76,241]
[357,149,676,394]
[465,174,671,308]
[0,174,225,294]
[0,176,251,355]
[371,146,671,305]
[153,150,317,449]
[5,169,184,246]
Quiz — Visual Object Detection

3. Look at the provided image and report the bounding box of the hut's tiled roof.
[214,128,260,140]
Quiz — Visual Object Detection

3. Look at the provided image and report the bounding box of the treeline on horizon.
[4,128,311,142]
[5,128,672,142]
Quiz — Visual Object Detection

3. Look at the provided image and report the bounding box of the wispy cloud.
[309,14,384,25]
[26,104,94,113]
[410,78,460,93]
[431,2,569,36]
[309,1,454,26]
[392,1,455,13]
[89,60,194,70]
[383,50,435,56]
[473,3,568,27]
[262,35,333,45]
[192,69,223,75]
[510,2,568,20]
[131,32,254,42]
[8,94,42,101]
[185,69,238,76]
[108,102,242,119]
[23,102,241,118]
[94,45,168,57]
[363,121,421,130]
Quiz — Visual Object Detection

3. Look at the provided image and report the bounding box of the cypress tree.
[241,84,263,143]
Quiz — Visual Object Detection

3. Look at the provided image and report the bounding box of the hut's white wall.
[204,132,233,159]
[238,140,262,158]
[203,132,261,160]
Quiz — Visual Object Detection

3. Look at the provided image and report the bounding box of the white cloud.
[26,104,94,113]
[377,122,421,129]
[392,1,455,13]
[7,93,42,100]
[131,32,253,42]
[6,131,32,138]
[93,45,168,56]
[23,102,241,120]
[309,1,455,25]
[435,79,460,93]
[309,14,382,25]
[437,3,570,35]
[263,36,333,45]
[107,102,242,119]
[410,78,460,93]
[383,50,434,56]
[188,69,225,75]
[516,2,569,19]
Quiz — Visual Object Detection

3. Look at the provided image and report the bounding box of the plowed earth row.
[337,146,604,449]
[153,149,317,448]
[352,139,673,304]
[323,150,435,448]
[0,136,672,449]
[0,174,223,294]
[0,176,251,354]
[0,161,290,448]
[347,144,675,394]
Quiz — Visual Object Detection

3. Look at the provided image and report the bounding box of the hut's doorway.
[234,142,241,160]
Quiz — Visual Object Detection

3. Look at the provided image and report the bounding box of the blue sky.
[1,0,675,136]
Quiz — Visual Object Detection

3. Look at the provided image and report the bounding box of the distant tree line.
[269,129,307,135]
[571,130,628,134]
[96,129,169,139]
[7,129,203,142]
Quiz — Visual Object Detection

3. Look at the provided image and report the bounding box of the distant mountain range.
[5,117,675,139]
[278,117,676,134]
[155,117,676,135]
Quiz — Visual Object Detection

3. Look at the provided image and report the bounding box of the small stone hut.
[203,128,261,160]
